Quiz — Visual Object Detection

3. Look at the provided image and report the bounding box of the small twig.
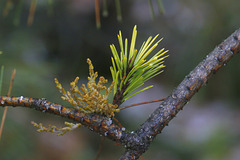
[119,98,165,110]
[0,69,16,140]
[120,27,240,160]
[0,96,126,142]
[113,117,124,128]
[0,28,240,159]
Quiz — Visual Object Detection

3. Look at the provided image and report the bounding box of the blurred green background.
[1,0,240,159]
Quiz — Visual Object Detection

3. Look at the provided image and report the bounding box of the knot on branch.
[122,130,153,154]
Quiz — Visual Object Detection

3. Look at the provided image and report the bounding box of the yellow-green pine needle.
[113,71,119,94]
[110,45,122,79]
[118,32,124,58]
[129,26,137,62]
[111,57,117,74]
[110,67,116,83]
[136,38,162,65]
[110,26,168,103]
[124,73,144,95]
[124,38,128,58]
[124,85,153,101]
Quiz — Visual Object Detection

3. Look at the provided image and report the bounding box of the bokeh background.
[1,0,240,160]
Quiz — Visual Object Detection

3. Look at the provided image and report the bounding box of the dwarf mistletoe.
[0,26,168,135]
[1,25,240,160]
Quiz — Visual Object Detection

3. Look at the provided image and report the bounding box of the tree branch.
[0,28,240,159]
[119,28,240,159]
[0,96,126,142]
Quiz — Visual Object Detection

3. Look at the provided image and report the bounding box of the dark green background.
[1,0,240,159]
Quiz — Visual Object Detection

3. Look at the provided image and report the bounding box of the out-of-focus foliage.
[1,0,240,160]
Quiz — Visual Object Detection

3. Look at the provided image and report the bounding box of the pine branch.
[0,28,239,159]
[119,28,240,159]
[0,96,125,142]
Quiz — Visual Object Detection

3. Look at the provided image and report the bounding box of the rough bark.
[1,28,240,159]
[119,28,240,159]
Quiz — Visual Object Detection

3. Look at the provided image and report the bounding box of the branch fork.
[0,28,240,159]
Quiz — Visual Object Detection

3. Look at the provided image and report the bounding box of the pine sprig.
[110,26,168,106]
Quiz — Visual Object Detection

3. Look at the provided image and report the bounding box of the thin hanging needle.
[95,0,101,29]
[0,69,16,141]
[27,0,37,26]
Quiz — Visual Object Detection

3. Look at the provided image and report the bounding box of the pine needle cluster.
[110,26,168,105]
